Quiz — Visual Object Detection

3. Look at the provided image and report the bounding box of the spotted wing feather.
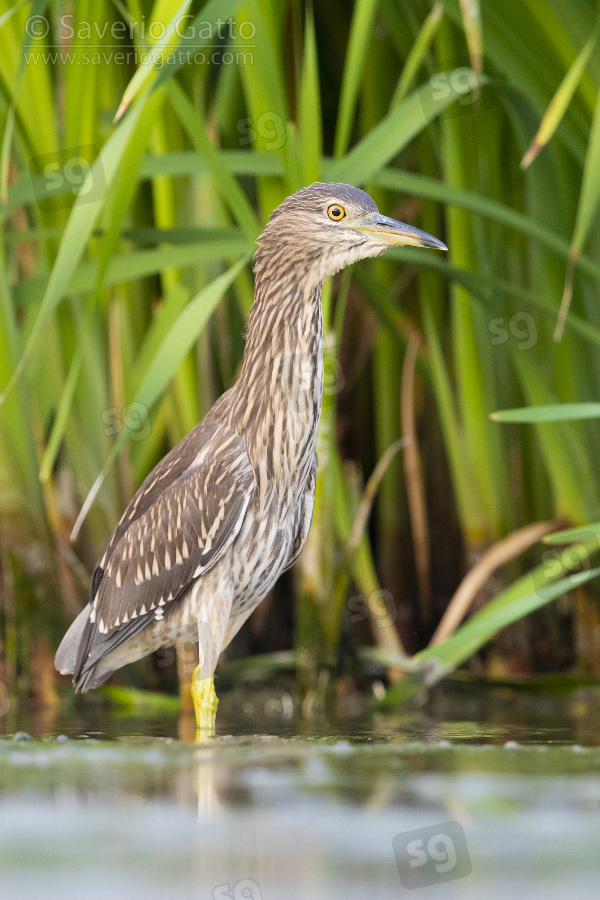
[72,421,254,689]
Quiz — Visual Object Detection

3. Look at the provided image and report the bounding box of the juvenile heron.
[55,183,446,730]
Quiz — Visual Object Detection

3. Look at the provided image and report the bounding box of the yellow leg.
[191,666,218,735]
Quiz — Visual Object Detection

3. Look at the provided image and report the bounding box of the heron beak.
[344,213,447,251]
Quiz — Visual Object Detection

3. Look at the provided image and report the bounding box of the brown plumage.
[55,183,445,699]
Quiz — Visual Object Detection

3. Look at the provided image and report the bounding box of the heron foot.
[191,668,218,735]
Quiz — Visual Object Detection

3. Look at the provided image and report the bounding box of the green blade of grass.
[491,402,600,423]
[39,345,83,482]
[131,255,250,403]
[0,0,49,204]
[381,559,600,706]
[13,233,251,307]
[333,0,380,157]
[0,97,148,405]
[507,353,595,522]
[556,82,600,339]
[329,70,485,185]
[544,522,600,544]
[459,0,483,80]
[421,295,484,535]
[114,0,193,120]
[300,5,322,184]
[521,23,600,169]
[166,80,259,241]
[418,566,600,675]
[0,0,28,30]
[391,2,443,106]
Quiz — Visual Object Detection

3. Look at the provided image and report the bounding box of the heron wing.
[72,420,255,685]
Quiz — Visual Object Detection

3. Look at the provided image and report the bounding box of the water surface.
[1,680,599,899]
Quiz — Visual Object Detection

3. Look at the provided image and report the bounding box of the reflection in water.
[3,681,600,898]
[2,731,600,899]
[6,677,600,746]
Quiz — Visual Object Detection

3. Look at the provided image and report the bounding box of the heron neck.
[242,267,324,366]
[231,268,325,480]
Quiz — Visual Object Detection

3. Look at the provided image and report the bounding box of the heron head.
[255,182,446,282]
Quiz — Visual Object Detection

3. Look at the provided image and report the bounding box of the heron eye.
[327,204,346,221]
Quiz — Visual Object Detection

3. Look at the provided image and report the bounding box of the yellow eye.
[327,204,346,221]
